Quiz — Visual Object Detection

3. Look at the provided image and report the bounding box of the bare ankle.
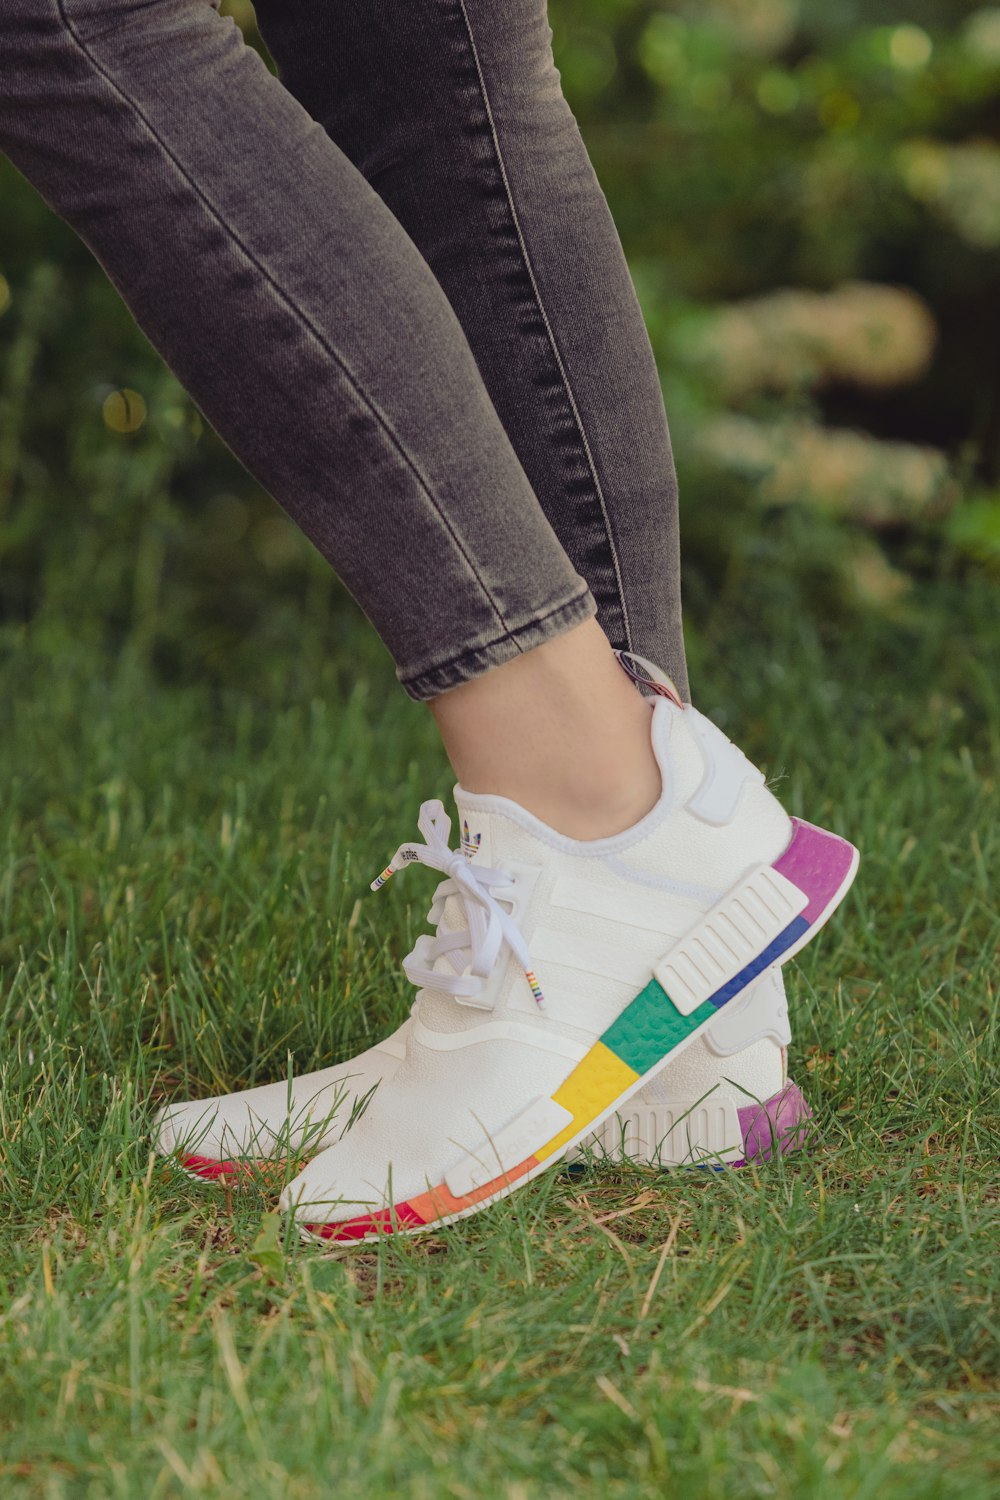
[429,619,663,840]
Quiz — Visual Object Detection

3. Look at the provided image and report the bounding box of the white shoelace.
[370,798,544,1006]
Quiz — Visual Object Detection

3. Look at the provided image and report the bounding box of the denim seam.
[53,0,513,645]
[454,0,634,654]
[400,585,595,699]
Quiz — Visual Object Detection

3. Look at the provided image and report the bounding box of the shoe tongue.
[451,788,500,870]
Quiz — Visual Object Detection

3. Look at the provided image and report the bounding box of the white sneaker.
[153,965,806,1181]
[278,660,857,1243]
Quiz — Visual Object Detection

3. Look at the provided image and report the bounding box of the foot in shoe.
[154,965,808,1181]
[278,659,858,1243]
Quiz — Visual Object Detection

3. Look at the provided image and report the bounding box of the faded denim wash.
[0,0,687,701]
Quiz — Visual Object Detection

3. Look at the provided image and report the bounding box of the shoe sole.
[169,1076,812,1184]
[170,1154,288,1185]
[580,1077,813,1170]
[298,816,859,1246]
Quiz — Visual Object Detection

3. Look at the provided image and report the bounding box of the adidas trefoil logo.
[461,819,482,860]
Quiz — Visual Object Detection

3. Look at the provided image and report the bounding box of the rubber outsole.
[580,1077,813,1170]
[168,1076,813,1185]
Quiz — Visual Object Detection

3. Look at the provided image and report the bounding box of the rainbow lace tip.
[370,865,395,891]
[524,969,544,1005]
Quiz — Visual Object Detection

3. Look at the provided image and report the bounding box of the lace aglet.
[524,968,544,1006]
[370,863,396,891]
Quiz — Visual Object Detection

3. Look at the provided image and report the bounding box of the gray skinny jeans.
[0,0,687,702]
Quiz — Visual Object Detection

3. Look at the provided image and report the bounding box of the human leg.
[111,3,825,1186]
[0,0,595,701]
[252,0,688,694]
[245,0,809,1180]
[0,0,666,1172]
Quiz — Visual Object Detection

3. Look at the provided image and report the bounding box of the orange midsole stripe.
[406,1154,541,1224]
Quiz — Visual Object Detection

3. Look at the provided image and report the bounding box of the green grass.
[1,568,998,1499]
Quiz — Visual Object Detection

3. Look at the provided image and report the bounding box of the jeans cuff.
[398,587,598,701]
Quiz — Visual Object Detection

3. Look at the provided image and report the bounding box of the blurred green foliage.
[551,0,1000,610]
[1,0,999,687]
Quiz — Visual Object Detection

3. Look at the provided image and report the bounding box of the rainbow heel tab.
[614,649,685,708]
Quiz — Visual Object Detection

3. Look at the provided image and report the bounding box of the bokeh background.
[2,0,999,686]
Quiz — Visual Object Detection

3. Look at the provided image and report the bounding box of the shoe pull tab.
[614,649,685,708]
